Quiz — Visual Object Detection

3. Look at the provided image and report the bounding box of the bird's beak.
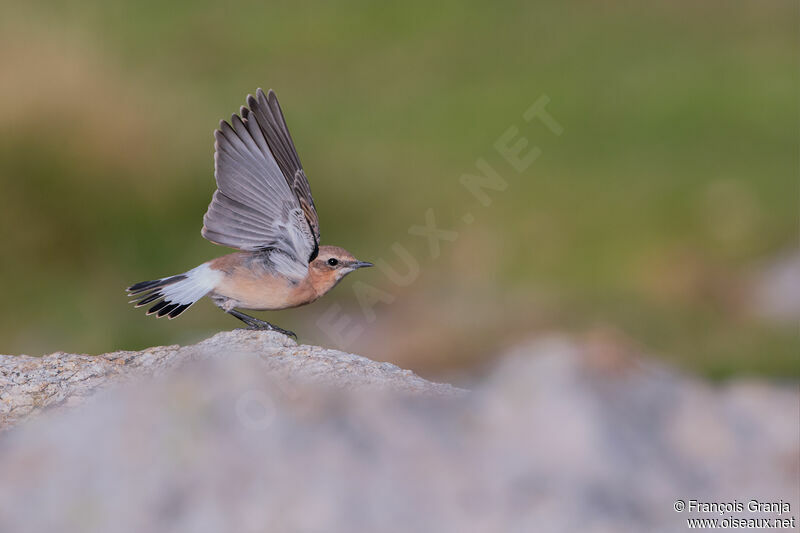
[352,261,374,269]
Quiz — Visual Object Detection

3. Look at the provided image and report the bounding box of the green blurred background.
[1,0,797,379]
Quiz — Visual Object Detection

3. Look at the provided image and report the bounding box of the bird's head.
[308,245,373,296]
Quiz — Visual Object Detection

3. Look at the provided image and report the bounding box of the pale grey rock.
[0,335,797,533]
[752,249,800,323]
[0,330,461,429]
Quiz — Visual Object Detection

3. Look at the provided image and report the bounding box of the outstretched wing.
[202,90,318,279]
[246,89,320,245]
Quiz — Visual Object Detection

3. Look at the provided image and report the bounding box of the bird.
[126,88,373,338]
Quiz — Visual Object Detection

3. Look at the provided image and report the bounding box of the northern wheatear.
[127,88,372,338]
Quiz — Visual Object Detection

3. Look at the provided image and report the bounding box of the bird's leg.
[226,309,297,339]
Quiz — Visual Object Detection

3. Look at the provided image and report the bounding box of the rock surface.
[0,330,461,429]
[0,333,797,533]
[752,248,800,323]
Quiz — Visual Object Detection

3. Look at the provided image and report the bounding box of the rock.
[0,330,462,430]
[751,249,800,323]
[0,334,797,533]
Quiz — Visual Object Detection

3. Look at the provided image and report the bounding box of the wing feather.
[201,90,319,279]
[246,89,321,245]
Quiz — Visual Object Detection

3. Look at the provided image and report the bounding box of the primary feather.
[202,89,319,280]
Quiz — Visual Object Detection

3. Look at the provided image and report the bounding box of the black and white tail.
[126,264,221,319]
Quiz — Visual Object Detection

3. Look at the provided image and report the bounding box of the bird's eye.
[327,258,339,266]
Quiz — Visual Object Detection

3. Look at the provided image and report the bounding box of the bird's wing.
[246,89,320,245]
[202,91,318,280]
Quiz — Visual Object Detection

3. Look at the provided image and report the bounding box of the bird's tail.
[126,264,220,319]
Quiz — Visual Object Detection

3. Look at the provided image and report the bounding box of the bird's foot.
[226,309,297,339]
[246,322,297,339]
